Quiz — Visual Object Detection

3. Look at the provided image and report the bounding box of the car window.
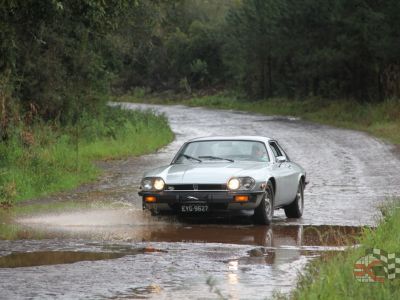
[269,142,282,157]
[174,140,270,163]
[276,142,290,161]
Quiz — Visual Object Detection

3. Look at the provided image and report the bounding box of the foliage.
[0,107,173,204]
[0,0,135,121]
[2,0,399,115]
[225,0,400,100]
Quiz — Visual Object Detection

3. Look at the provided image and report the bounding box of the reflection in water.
[14,208,363,249]
[228,273,239,285]
[0,222,364,299]
[0,247,166,268]
[0,251,130,268]
[141,223,362,249]
[228,260,239,271]
[0,209,365,299]
[14,210,364,251]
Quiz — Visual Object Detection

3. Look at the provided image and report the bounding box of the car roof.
[187,136,273,143]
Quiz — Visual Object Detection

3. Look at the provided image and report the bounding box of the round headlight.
[142,179,153,190]
[241,177,255,190]
[228,178,240,190]
[153,178,165,191]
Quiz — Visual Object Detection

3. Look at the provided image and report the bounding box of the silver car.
[138,136,307,224]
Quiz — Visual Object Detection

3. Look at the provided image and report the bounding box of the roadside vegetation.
[1,2,178,206]
[284,199,400,300]
[0,107,173,206]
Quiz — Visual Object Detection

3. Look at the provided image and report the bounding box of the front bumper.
[139,190,265,212]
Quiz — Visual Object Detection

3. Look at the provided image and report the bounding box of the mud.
[1,103,400,299]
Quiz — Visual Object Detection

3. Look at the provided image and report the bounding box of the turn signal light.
[144,196,157,203]
[234,195,249,202]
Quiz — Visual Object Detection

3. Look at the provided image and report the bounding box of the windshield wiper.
[198,156,234,162]
[180,154,202,163]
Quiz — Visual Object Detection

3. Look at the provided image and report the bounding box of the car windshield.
[174,140,270,164]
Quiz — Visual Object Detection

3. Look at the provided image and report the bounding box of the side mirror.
[276,156,287,164]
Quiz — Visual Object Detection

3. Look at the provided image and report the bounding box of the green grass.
[285,199,400,300]
[119,93,400,145]
[0,107,174,205]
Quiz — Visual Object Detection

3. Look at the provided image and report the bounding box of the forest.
[2,0,400,125]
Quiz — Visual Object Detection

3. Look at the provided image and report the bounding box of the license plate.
[181,204,209,213]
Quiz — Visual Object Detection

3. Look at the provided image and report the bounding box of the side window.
[276,142,291,162]
[269,142,282,157]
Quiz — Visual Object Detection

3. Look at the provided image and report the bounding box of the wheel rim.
[297,184,304,213]
[265,192,272,217]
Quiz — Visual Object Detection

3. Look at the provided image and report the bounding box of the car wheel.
[253,181,274,225]
[284,181,304,218]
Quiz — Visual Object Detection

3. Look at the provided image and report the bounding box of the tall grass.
[0,107,174,205]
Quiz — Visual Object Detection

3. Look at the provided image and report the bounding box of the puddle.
[9,207,366,247]
[0,206,367,299]
[0,251,130,268]
[142,224,363,248]
[0,247,167,268]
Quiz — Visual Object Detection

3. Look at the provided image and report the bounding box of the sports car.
[138,136,307,224]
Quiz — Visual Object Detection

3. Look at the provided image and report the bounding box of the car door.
[269,141,297,205]
[275,141,300,202]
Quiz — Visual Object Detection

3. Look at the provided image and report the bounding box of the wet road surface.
[1,103,400,299]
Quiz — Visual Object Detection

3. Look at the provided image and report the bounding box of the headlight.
[241,177,255,190]
[228,178,240,190]
[153,178,165,191]
[142,179,153,190]
[227,177,255,190]
[141,177,165,191]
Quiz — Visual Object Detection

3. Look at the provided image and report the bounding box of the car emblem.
[168,186,174,190]
[187,196,199,201]
[193,184,198,190]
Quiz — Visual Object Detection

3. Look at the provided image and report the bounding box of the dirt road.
[1,103,399,299]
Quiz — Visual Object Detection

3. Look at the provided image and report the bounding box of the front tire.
[253,181,274,225]
[284,181,304,218]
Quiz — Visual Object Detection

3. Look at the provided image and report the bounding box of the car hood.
[144,162,270,184]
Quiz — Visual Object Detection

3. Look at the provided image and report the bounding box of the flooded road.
[1,103,400,299]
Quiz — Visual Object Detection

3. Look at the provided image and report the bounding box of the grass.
[119,93,400,145]
[283,199,400,300]
[0,106,174,205]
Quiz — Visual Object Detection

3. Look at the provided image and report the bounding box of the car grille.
[165,184,227,191]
